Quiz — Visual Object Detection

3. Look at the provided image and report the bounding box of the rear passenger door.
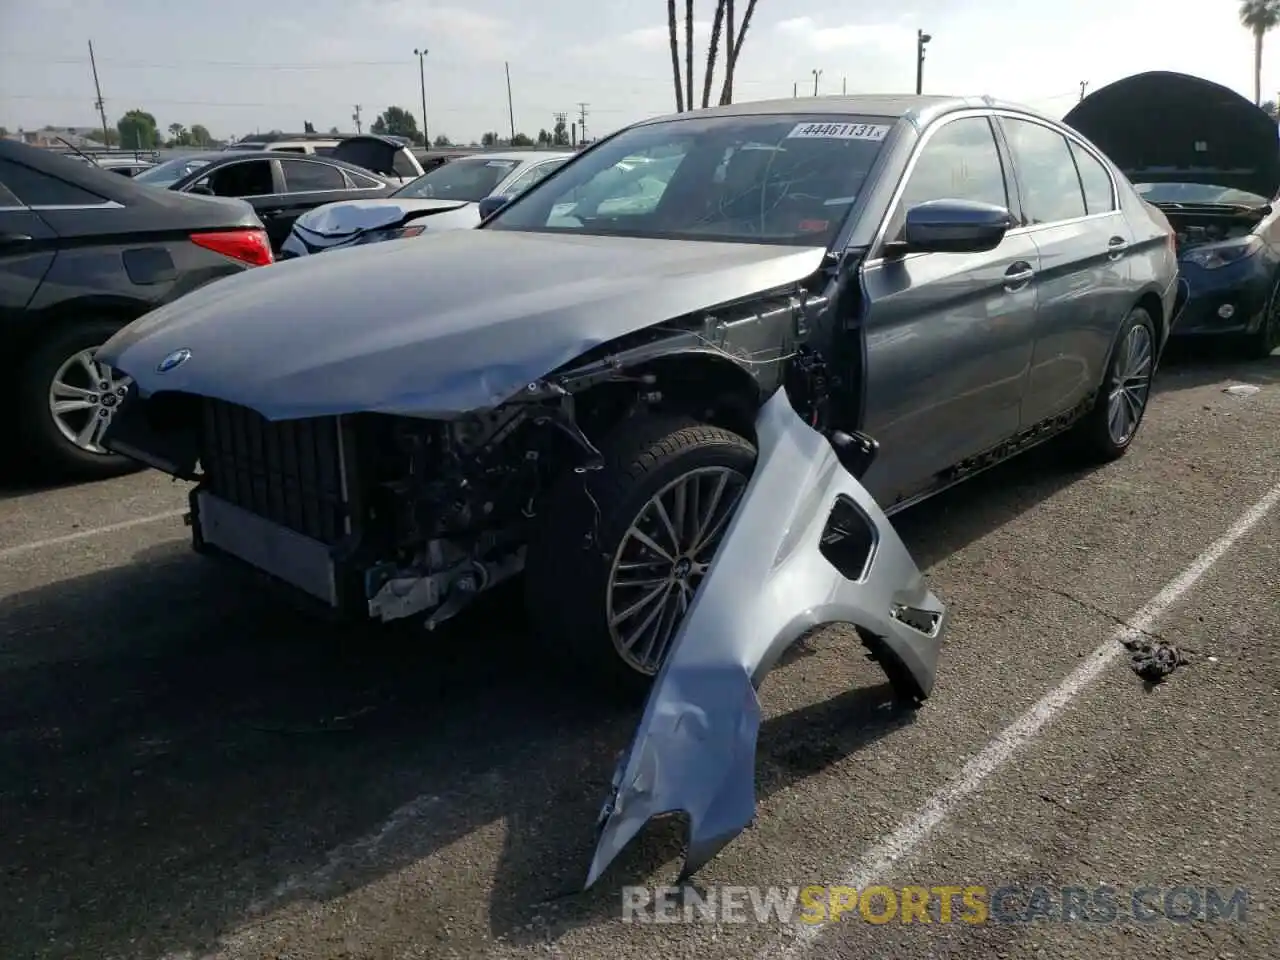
[997,115,1131,426]
[272,159,354,244]
[858,113,1040,508]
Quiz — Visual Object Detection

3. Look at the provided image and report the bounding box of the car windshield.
[134,156,212,187]
[393,156,523,201]
[1135,182,1271,206]
[484,113,895,246]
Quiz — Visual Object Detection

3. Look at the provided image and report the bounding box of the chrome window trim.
[186,157,375,198]
[866,107,1122,263]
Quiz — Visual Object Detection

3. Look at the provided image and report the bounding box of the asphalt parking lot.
[2,347,1277,960]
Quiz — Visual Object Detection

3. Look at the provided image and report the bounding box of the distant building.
[9,126,108,149]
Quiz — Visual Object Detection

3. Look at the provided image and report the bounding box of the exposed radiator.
[199,398,349,545]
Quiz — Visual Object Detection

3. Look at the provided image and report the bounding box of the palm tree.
[701,1,727,108]
[719,0,757,105]
[685,0,695,112]
[1240,0,1280,105]
[667,0,684,112]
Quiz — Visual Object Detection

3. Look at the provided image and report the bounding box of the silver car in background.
[279,150,573,257]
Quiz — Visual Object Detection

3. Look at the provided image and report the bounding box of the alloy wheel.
[1106,322,1154,446]
[605,465,749,674]
[47,347,132,455]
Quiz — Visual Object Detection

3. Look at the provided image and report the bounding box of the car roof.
[628,93,1061,132]
[175,150,393,179]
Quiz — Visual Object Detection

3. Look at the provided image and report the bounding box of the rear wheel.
[1068,305,1156,464]
[16,319,143,482]
[524,416,756,695]
[1241,276,1280,360]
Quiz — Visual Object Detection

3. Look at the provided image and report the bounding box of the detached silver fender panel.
[585,387,948,888]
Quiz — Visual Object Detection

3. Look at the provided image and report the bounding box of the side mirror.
[188,185,215,196]
[892,199,1012,255]
[478,195,510,219]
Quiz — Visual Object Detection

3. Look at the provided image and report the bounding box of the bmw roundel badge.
[156,348,192,373]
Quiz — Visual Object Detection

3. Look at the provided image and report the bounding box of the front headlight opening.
[1183,235,1262,270]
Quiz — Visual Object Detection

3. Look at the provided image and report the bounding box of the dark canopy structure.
[1063,70,1280,199]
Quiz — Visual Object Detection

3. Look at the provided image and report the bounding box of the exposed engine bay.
[1156,203,1267,253]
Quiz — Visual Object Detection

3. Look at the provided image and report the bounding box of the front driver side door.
[858,113,1040,509]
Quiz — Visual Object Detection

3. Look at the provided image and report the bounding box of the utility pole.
[414,48,429,145]
[577,102,589,142]
[571,122,577,146]
[792,81,798,98]
[505,62,516,142]
[1078,80,1089,101]
[842,75,847,95]
[352,104,363,134]
[554,111,567,146]
[87,40,109,145]
[811,69,823,96]
[915,29,932,95]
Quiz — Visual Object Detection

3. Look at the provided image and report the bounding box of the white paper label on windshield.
[485,160,517,167]
[785,122,890,141]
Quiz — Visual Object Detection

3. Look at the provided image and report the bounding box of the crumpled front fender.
[585,386,948,888]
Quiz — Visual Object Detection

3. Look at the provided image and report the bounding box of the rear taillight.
[190,229,274,267]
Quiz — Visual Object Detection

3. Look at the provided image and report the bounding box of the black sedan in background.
[1065,70,1280,357]
[0,139,273,480]
[162,151,397,249]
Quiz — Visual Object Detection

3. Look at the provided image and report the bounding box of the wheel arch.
[13,294,150,360]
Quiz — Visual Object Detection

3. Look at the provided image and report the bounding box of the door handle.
[260,208,286,218]
[1003,262,1035,290]
[1107,236,1128,258]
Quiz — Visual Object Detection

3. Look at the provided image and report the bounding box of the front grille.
[200,398,349,545]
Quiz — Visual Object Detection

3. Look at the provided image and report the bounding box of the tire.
[524,415,757,696]
[1241,277,1280,360]
[16,319,144,482]
[1067,305,1157,465]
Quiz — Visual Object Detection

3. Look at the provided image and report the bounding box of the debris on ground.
[1223,384,1261,397]
[1121,634,1191,683]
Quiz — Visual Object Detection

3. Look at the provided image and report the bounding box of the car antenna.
[55,136,101,167]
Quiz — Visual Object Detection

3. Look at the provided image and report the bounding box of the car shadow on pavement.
[0,441,1096,960]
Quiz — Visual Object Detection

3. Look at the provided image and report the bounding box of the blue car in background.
[1066,70,1280,358]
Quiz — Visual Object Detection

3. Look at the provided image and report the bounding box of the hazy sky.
[0,0,1271,143]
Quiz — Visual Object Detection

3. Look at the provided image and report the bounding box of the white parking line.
[767,477,1280,959]
[0,509,187,562]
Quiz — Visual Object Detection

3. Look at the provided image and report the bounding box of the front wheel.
[1068,305,1157,464]
[524,416,756,694]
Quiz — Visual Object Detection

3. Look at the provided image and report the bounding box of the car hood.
[295,198,473,237]
[1063,70,1280,199]
[98,230,827,420]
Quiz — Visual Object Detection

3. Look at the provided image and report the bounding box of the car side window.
[199,160,275,197]
[279,159,347,192]
[1069,141,1116,214]
[344,169,384,189]
[1001,118,1087,224]
[502,159,566,198]
[0,158,109,207]
[890,117,1008,240]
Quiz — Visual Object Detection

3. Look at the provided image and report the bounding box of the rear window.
[486,114,894,246]
[0,159,109,207]
[393,157,522,201]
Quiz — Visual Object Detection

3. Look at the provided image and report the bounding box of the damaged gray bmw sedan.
[96,94,1178,883]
